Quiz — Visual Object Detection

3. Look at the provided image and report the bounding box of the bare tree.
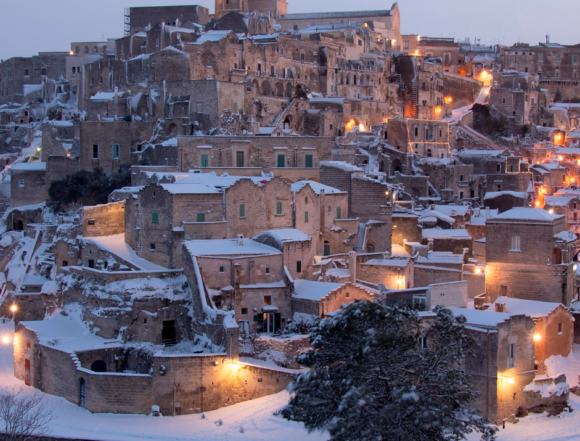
[0,386,55,441]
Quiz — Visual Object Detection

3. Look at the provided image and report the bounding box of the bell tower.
[215,0,248,19]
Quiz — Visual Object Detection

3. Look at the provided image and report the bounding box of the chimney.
[349,251,357,284]
[430,204,435,211]
[495,302,506,313]
[237,234,244,246]
[486,207,491,217]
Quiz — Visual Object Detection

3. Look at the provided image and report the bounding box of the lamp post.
[10,304,17,322]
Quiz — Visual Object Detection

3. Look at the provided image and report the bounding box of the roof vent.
[495,302,506,313]
[237,234,244,246]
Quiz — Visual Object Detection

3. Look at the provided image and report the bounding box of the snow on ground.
[0,320,325,441]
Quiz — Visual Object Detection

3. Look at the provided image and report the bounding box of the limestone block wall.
[82,201,125,237]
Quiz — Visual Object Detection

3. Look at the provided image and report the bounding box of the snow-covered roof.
[175,173,272,189]
[362,258,410,267]
[293,279,343,301]
[160,183,221,195]
[291,180,345,195]
[11,162,46,171]
[185,238,282,257]
[21,313,123,353]
[545,196,577,206]
[421,229,471,240]
[433,205,470,216]
[493,296,565,318]
[192,31,241,45]
[447,306,513,328]
[240,280,286,289]
[418,210,455,225]
[417,251,464,264]
[483,191,526,200]
[468,208,500,225]
[89,91,127,101]
[254,229,311,245]
[554,231,577,242]
[492,207,562,222]
[320,161,363,172]
[457,149,507,157]
[83,234,166,271]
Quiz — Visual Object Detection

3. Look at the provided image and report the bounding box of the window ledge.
[275,214,285,217]
[509,249,521,252]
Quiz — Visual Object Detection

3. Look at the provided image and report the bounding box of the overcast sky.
[1,0,578,60]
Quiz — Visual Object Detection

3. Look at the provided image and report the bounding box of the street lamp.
[10,304,17,322]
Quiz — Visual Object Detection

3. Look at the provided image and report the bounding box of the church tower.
[214,0,248,19]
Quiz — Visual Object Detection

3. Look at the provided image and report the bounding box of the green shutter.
[277,154,285,168]
[337,207,342,220]
[276,201,282,215]
[305,211,309,223]
[197,213,206,223]
[305,154,313,168]
[239,203,245,218]
[152,212,159,223]
[201,154,208,168]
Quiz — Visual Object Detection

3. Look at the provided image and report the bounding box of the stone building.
[444,307,568,425]
[10,163,47,208]
[485,207,577,305]
[416,37,462,75]
[489,72,544,125]
[126,5,210,35]
[386,118,450,158]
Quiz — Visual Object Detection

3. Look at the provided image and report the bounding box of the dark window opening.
[162,320,177,345]
[91,360,107,372]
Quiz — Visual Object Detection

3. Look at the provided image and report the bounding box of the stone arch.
[252,79,259,91]
[261,80,272,96]
[275,82,284,97]
[353,75,357,85]
[91,360,107,372]
[284,115,292,127]
[391,158,402,176]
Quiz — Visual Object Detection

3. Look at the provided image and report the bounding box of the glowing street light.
[508,378,515,385]
[533,333,542,342]
[10,305,17,313]
[1,336,11,345]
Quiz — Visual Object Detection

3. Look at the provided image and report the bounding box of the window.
[112,144,119,159]
[305,154,313,168]
[574,56,579,64]
[88,259,95,269]
[419,336,428,350]
[41,68,46,76]
[75,46,80,54]
[265,267,270,275]
[496,164,501,172]
[538,54,543,62]
[336,207,342,220]
[508,343,515,368]
[207,58,212,68]
[150,243,156,251]
[197,213,206,223]
[510,236,521,251]
[296,261,302,273]
[300,53,305,62]
[18,179,24,187]
[92,145,99,159]
[88,220,95,226]
[414,127,419,137]
[236,151,244,167]
[264,296,272,305]
[241,308,248,315]
[239,203,245,218]
[84,46,89,54]
[558,323,563,335]
[276,201,283,215]
[152,212,159,224]
[24,69,29,76]
[219,266,225,273]
[62,261,68,267]
[277,154,285,168]
[304,211,309,223]
[201,154,208,168]
[556,55,561,62]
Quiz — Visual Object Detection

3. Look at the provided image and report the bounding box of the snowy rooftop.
[493,296,565,318]
[432,205,470,216]
[421,229,471,240]
[320,161,363,172]
[554,231,577,242]
[362,258,410,267]
[293,279,343,301]
[174,173,272,189]
[483,191,527,200]
[83,234,166,271]
[185,238,282,257]
[89,91,127,101]
[21,313,122,353]
[457,149,507,157]
[447,306,513,328]
[417,251,464,264]
[491,207,563,222]
[160,183,221,195]
[254,229,311,245]
[11,162,46,171]
[192,31,242,44]
[545,196,577,206]
[291,180,345,195]
[468,209,500,225]
[418,210,455,225]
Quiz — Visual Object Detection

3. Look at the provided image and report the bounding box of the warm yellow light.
[359,123,365,131]
[475,267,482,275]
[445,96,453,104]
[36,147,41,152]
[533,333,542,342]
[435,107,442,114]
[577,160,580,166]
[385,191,390,196]
[508,378,515,385]
[549,209,554,214]
[10,305,17,313]
[350,119,355,124]
[69,51,74,56]
[535,201,541,207]
[1,336,10,345]
[230,362,240,372]
[417,35,421,41]
[541,188,547,194]
[558,156,564,161]
[572,178,576,182]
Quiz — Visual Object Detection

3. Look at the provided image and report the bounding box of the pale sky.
[1,0,578,60]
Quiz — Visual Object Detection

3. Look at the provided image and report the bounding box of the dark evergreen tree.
[282,302,496,441]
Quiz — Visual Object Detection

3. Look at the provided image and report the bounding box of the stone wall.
[10,168,47,208]
[82,201,125,237]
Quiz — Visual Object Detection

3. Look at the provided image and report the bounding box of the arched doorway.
[286,83,293,97]
[15,220,24,231]
[324,241,331,256]
[391,159,403,176]
[79,378,86,408]
[90,360,107,372]
[261,80,272,96]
